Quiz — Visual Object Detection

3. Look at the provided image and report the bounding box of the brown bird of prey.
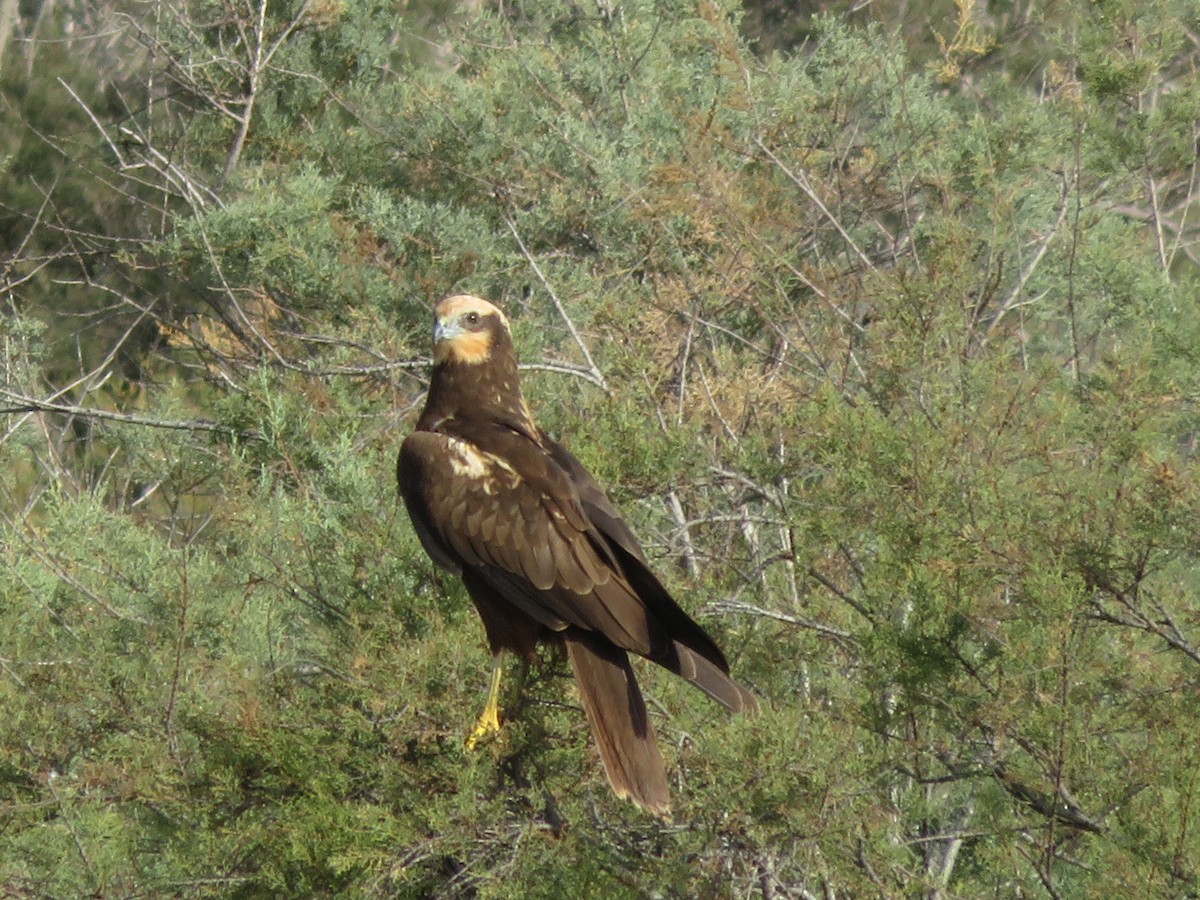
[397,294,757,813]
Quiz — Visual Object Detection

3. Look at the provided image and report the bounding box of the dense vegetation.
[2,0,1199,895]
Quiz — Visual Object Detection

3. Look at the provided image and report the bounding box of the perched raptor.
[397,294,757,813]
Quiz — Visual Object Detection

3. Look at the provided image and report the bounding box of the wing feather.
[449,495,467,533]
[477,507,497,543]
[569,533,609,588]
[401,427,756,712]
[493,495,515,546]
[398,430,657,643]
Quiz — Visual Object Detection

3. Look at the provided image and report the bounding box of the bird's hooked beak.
[433,315,462,347]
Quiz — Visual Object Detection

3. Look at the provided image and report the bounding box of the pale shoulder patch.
[447,438,490,478]
[445,437,519,492]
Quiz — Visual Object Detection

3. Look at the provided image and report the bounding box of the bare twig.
[644,373,700,576]
[806,564,875,623]
[984,175,1071,344]
[702,599,854,642]
[666,489,700,579]
[928,798,975,900]
[504,213,610,392]
[0,388,261,440]
[517,361,608,389]
[993,761,1106,835]
[754,135,877,273]
[1064,123,1085,381]
[1088,595,1200,667]
[221,0,313,187]
[45,772,96,883]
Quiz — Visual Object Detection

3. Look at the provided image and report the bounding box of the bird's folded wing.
[398,430,657,652]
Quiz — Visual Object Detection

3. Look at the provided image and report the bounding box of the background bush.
[2,0,1199,895]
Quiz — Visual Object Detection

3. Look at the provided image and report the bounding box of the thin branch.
[666,489,700,579]
[1,292,155,446]
[1065,124,1085,382]
[517,361,608,389]
[1088,596,1200,667]
[984,175,1070,343]
[45,772,96,883]
[1167,136,1200,268]
[0,389,261,440]
[0,506,134,625]
[992,761,1107,835]
[928,798,975,900]
[806,564,875,623]
[702,599,854,642]
[644,372,700,577]
[504,213,609,392]
[118,126,223,211]
[754,135,876,273]
[678,306,810,379]
[221,0,313,188]
[1145,171,1169,272]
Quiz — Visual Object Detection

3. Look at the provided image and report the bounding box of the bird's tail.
[666,640,760,715]
[563,629,671,816]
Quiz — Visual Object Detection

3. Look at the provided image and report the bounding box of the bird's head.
[431,294,512,366]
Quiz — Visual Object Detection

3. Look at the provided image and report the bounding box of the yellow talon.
[465,656,504,750]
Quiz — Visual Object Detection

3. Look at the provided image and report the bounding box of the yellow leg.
[465,655,504,750]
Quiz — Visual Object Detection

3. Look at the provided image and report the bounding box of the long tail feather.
[563,630,671,816]
[669,641,760,714]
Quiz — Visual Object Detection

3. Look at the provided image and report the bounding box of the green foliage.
[4,0,1200,895]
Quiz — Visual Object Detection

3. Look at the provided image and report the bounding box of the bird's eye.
[464,311,481,327]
